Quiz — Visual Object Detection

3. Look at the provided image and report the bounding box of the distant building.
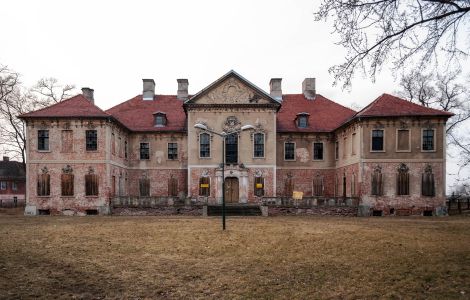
[0,156,26,207]
[19,70,452,216]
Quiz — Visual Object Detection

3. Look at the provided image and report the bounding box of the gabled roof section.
[355,93,454,118]
[185,70,281,105]
[106,95,186,132]
[277,94,356,132]
[19,95,110,119]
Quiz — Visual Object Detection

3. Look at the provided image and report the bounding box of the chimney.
[177,79,189,100]
[81,87,94,104]
[142,79,155,100]
[302,78,316,100]
[3,156,9,162]
[269,78,282,101]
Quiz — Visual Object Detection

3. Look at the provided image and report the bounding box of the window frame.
[421,128,436,152]
[284,142,296,161]
[254,177,265,197]
[85,130,98,151]
[296,115,309,128]
[199,133,211,159]
[0,181,6,190]
[253,132,265,159]
[12,182,17,191]
[199,177,210,197]
[37,130,50,151]
[335,141,339,160]
[167,142,178,160]
[154,113,167,127]
[313,142,324,161]
[140,142,150,160]
[395,129,411,152]
[370,129,385,152]
[85,174,99,197]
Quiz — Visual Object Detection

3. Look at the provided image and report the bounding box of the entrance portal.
[224,177,239,203]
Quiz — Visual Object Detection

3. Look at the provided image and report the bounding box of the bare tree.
[315,0,470,88]
[0,64,76,164]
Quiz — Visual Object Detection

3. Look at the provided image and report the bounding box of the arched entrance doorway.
[224,177,239,203]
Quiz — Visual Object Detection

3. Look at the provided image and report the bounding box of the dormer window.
[153,112,167,127]
[296,112,309,128]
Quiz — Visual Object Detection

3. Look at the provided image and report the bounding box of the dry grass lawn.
[0,212,469,299]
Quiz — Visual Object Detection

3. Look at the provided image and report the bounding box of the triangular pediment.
[185,70,280,106]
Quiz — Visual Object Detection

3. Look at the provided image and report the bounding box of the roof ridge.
[382,93,452,114]
[20,94,82,117]
[315,93,357,113]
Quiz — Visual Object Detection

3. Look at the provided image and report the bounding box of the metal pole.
[222,136,226,230]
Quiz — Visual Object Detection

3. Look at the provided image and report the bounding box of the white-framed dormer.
[395,128,411,152]
[421,128,437,152]
[153,111,167,127]
[370,128,386,152]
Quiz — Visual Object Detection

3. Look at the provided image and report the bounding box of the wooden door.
[224,177,239,203]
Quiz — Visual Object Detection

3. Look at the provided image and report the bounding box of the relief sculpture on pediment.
[205,77,254,104]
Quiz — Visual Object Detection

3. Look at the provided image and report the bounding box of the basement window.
[38,209,50,215]
[372,210,383,216]
[423,210,433,217]
[85,209,99,215]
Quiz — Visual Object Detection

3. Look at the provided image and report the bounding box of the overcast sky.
[1,0,467,190]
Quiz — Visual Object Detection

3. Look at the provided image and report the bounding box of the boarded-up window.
[37,174,50,196]
[422,165,435,197]
[168,177,178,196]
[313,175,323,196]
[199,177,210,196]
[371,166,383,196]
[38,130,49,151]
[139,178,150,197]
[85,174,99,196]
[61,174,74,196]
[284,177,294,198]
[254,177,264,197]
[396,163,410,196]
[61,130,73,152]
[111,133,115,154]
[397,129,410,151]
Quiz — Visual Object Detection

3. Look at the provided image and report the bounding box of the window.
[139,178,150,196]
[86,130,97,151]
[61,130,73,152]
[168,143,178,160]
[396,129,410,151]
[0,181,6,190]
[371,129,384,151]
[422,165,435,197]
[396,163,410,196]
[225,134,238,164]
[12,182,17,191]
[371,166,383,196]
[199,133,210,158]
[351,174,356,196]
[85,174,99,196]
[61,173,74,196]
[422,129,435,151]
[254,177,264,197]
[37,174,50,196]
[351,133,356,155]
[140,142,150,160]
[154,113,167,127]
[38,130,49,151]
[313,175,323,196]
[335,141,339,160]
[199,177,210,196]
[111,133,115,155]
[284,142,295,160]
[313,142,323,160]
[124,141,128,159]
[253,133,265,158]
[297,115,308,128]
[118,137,122,157]
[168,177,178,197]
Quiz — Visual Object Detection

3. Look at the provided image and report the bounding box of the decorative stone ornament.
[424,164,433,174]
[41,166,49,174]
[62,165,73,174]
[222,116,241,133]
[397,163,409,173]
[88,166,95,174]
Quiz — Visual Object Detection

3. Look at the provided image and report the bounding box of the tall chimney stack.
[269,78,282,101]
[142,79,155,100]
[302,78,316,100]
[81,87,94,104]
[177,79,189,100]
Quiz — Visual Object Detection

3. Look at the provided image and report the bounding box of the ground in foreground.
[1,214,469,299]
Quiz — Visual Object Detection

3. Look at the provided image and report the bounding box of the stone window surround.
[167,142,178,160]
[370,129,386,152]
[421,128,436,152]
[395,128,412,152]
[312,141,324,161]
[139,142,150,160]
[284,141,296,161]
[199,132,211,159]
[37,129,50,152]
[253,132,265,159]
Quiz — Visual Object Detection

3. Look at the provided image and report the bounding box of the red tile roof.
[19,95,110,118]
[355,93,454,118]
[277,94,356,132]
[106,95,186,132]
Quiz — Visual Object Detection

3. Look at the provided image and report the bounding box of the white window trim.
[167,142,178,160]
[421,128,437,153]
[253,132,265,159]
[199,133,211,159]
[312,141,324,161]
[370,129,386,153]
[0,181,6,190]
[395,128,411,152]
[139,142,151,160]
[284,141,296,161]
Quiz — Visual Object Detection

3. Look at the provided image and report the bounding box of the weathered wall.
[276,168,336,197]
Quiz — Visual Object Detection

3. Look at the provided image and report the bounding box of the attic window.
[154,112,167,127]
[296,113,309,128]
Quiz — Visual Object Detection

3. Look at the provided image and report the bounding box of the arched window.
[253,133,265,158]
[371,165,383,196]
[397,163,410,195]
[37,170,50,196]
[199,133,210,158]
[61,165,74,196]
[422,164,435,197]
